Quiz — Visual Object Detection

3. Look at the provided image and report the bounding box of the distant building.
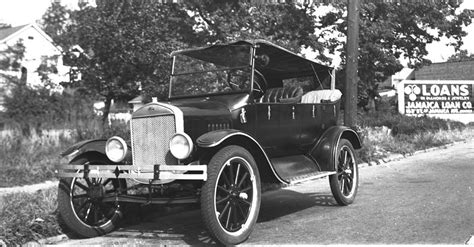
[128,95,144,112]
[411,60,474,81]
[0,23,69,111]
[381,68,415,89]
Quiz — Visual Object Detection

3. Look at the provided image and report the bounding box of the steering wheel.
[253,70,268,98]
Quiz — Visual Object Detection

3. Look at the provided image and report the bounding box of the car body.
[56,40,361,245]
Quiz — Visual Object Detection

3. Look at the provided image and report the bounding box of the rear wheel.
[201,146,261,245]
[329,139,359,206]
[57,154,127,237]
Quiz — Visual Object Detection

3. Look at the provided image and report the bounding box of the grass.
[0,188,62,246]
[357,127,473,163]
[0,120,130,188]
[0,130,72,187]
[356,111,474,163]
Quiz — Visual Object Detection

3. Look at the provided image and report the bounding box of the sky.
[0,0,473,63]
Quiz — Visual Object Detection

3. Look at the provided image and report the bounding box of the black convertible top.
[171,40,332,82]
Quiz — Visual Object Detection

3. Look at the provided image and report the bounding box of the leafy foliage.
[358,111,465,136]
[0,40,25,72]
[186,1,325,54]
[41,2,71,48]
[54,1,198,123]
[356,111,469,163]
[43,0,332,122]
[4,83,97,136]
[447,49,474,62]
[318,1,472,107]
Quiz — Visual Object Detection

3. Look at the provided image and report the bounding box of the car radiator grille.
[131,115,178,168]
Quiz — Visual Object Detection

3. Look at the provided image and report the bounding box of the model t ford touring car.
[56,40,361,245]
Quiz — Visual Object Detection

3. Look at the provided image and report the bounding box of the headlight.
[169,133,193,160]
[105,136,128,163]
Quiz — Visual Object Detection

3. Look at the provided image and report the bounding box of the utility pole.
[344,0,360,128]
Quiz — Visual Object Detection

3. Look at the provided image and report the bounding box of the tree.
[185,0,326,55]
[0,40,25,74]
[40,2,71,48]
[57,0,198,124]
[317,1,473,109]
[447,49,474,62]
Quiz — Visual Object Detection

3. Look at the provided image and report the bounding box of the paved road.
[58,140,474,245]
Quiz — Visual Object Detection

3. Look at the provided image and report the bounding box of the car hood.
[171,100,231,118]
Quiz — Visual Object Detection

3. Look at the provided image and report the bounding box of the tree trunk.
[367,97,376,113]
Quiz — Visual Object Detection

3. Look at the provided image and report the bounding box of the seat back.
[259,86,303,103]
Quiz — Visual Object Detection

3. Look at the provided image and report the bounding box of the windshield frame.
[168,45,255,100]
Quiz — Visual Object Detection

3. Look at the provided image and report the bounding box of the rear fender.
[197,129,287,184]
[310,126,361,172]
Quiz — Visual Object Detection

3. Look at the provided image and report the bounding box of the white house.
[0,23,70,111]
[0,23,69,89]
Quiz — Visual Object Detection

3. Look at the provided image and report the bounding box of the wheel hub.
[88,184,105,199]
[230,187,239,197]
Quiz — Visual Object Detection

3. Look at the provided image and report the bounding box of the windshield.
[170,44,252,98]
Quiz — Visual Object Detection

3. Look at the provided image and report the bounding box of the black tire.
[201,145,261,245]
[329,139,359,206]
[57,154,127,238]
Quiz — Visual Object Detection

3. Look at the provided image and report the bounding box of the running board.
[270,155,322,183]
[288,171,336,185]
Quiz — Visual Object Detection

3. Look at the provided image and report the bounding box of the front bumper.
[55,164,207,181]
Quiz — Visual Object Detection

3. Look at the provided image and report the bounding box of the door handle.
[267,105,271,120]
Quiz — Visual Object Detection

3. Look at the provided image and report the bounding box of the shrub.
[358,111,465,136]
[4,83,98,137]
[0,131,72,187]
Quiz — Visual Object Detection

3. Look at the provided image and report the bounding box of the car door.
[278,102,301,155]
[255,102,282,157]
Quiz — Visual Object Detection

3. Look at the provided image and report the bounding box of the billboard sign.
[398,81,474,115]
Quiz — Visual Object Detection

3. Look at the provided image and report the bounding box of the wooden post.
[344,0,360,128]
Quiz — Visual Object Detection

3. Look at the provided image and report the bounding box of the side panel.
[310,126,361,171]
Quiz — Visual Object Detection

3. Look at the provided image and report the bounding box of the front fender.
[196,129,243,148]
[61,139,107,159]
[197,129,288,184]
[310,126,361,172]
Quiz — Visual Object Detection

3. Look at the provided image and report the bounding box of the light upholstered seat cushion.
[300,89,342,103]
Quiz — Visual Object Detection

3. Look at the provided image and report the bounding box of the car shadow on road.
[95,190,336,245]
[258,189,337,222]
[108,204,220,246]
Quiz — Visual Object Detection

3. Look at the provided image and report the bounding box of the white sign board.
[398,80,474,124]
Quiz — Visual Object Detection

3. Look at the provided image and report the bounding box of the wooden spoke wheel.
[329,139,359,206]
[201,146,261,245]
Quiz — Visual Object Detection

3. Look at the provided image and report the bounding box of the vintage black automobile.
[56,40,361,245]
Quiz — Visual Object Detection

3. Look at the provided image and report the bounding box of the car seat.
[259,86,304,103]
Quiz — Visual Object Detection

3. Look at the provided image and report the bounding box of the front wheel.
[201,145,261,245]
[329,139,359,206]
[57,154,127,238]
